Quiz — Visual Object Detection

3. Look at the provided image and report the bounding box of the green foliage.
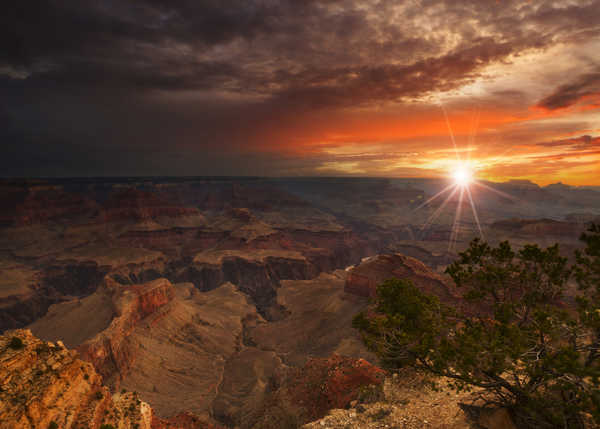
[8,336,24,350]
[575,223,600,338]
[353,278,451,368]
[100,425,116,429]
[48,422,58,429]
[575,223,600,290]
[354,228,600,429]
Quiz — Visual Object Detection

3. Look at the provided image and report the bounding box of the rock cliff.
[0,180,385,333]
[249,354,386,429]
[0,329,153,429]
[178,250,316,317]
[76,278,174,386]
[344,253,458,304]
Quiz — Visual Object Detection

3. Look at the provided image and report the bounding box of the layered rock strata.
[0,329,152,429]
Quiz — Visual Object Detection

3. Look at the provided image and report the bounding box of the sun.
[452,164,473,187]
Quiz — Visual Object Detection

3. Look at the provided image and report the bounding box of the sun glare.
[452,165,473,187]
[416,159,485,250]
[414,105,521,251]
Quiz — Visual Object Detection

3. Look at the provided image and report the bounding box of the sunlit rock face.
[0,329,154,429]
[76,278,175,386]
[0,329,224,429]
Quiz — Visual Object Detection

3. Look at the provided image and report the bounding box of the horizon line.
[1,175,599,188]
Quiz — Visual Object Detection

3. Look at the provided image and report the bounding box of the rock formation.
[76,278,174,385]
[490,218,585,237]
[0,179,385,333]
[0,329,153,429]
[0,261,46,331]
[250,354,386,428]
[25,269,375,426]
[247,271,373,366]
[117,282,262,418]
[2,177,597,428]
[285,355,387,421]
[344,253,458,304]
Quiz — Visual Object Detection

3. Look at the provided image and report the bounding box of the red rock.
[345,253,458,304]
[77,278,174,385]
[286,354,386,421]
[0,329,154,429]
[98,188,202,223]
[228,207,253,222]
[0,186,100,226]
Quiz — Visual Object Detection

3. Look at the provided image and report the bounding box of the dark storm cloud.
[1,0,377,92]
[1,1,280,65]
[268,37,519,110]
[3,0,599,96]
[0,0,271,90]
[537,71,600,110]
[1,0,600,177]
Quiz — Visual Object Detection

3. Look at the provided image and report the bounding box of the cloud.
[536,135,600,149]
[537,71,600,110]
[3,0,599,98]
[1,0,600,182]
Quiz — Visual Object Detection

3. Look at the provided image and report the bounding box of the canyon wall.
[0,329,153,429]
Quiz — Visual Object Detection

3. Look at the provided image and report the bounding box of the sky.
[1,0,599,185]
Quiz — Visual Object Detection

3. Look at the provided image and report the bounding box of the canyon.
[0,329,221,429]
[1,177,599,428]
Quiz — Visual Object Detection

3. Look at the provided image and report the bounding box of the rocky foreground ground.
[0,329,517,429]
[0,329,389,429]
[303,369,516,429]
[0,329,224,429]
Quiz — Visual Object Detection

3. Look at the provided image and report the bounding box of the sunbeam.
[466,185,484,240]
[474,181,521,203]
[415,183,456,211]
[412,105,524,251]
[441,103,460,162]
[449,186,465,251]
[420,185,460,232]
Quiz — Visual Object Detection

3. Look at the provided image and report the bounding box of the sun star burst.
[452,165,473,187]
[413,106,505,250]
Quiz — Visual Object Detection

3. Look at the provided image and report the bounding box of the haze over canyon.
[1,177,599,428]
